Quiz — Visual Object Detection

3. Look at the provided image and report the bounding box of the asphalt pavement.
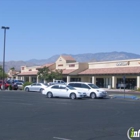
[0,90,140,140]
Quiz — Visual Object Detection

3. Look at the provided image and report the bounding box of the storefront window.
[117,78,136,89]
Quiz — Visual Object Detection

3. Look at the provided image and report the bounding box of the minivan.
[67,82,107,99]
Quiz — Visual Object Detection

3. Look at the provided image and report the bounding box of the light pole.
[1,26,10,90]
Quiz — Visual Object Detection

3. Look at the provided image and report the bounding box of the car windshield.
[67,85,76,90]
[88,83,99,89]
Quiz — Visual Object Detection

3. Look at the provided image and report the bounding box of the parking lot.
[0,91,140,140]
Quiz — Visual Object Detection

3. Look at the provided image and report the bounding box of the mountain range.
[1,51,140,72]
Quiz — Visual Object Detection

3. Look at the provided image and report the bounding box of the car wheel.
[47,92,53,98]
[90,92,96,99]
[70,93,76,99]
[25,87,29,92]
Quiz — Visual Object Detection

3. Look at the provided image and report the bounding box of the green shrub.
[9,84,13,90]
[137,88,140,92]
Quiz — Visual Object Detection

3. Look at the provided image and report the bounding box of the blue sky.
[0,0,140,61]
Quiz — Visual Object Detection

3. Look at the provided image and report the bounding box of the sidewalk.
[103,88,140,100]
[102,88,138,92]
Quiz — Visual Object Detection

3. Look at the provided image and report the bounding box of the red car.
[0,80,10,89]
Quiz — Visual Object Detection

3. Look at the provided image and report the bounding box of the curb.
[0,90,24,92]
[109,95,139,100]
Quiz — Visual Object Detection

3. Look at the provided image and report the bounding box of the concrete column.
[104,78,106,88]
[81,77,85,82]
[22,76,25,81]
[105,78,108,88]
[67,76,70,83]
[112,76,117,89]
[37,76,39,83]
[137,76,140,89]
[29,76,31,83]
[92,76,96,84]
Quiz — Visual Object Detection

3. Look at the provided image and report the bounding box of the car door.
[30,83,36,91]
[81,84,91,96]
[36,83,42,91]
[18,82,23,90]
[59,86,68,97]
[69,83,82,92]
[50,85,60,97]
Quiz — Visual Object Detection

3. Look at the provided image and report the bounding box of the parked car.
[0,80,10,89]
[67,82,107,99]
[4,80,18,90]
[11,83,18,90]
[7,79,24,84]
[47,82,55,86]
[53,80,66,84]
[47,80,66,86]
[14,82,23,90]
[42,84,87,99]
[24,83,48,92]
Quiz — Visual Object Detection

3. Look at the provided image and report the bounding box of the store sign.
[116,61,129,66]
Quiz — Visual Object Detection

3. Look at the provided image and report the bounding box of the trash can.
[108,85,111,89]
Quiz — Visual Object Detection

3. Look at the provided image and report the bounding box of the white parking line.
[0,101,33,106]
[53,136,72,140]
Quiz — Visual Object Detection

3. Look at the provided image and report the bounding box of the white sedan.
[42,84,87,99]
[24,83,48,92]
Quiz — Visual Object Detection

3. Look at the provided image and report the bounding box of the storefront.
[17,55,140,89]
[79,59,140,89]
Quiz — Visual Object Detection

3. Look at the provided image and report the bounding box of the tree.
[37,67,50,82]
[0,66,3,79]
[0,66,7,80]
[10,67,15,71]
[53,69,63,80]
[37,67,63,82]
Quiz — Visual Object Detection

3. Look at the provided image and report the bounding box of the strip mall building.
[17,55,140,89]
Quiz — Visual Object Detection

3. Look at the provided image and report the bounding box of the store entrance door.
[96,78,104,88]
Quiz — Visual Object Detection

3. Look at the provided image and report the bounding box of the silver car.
[15,82,23,90]
[24,83,48,93]
[42,84,87,99]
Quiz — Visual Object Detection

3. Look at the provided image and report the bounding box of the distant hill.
[26,51,140,64]
[0,61,38,73]
[1,51,140,72]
